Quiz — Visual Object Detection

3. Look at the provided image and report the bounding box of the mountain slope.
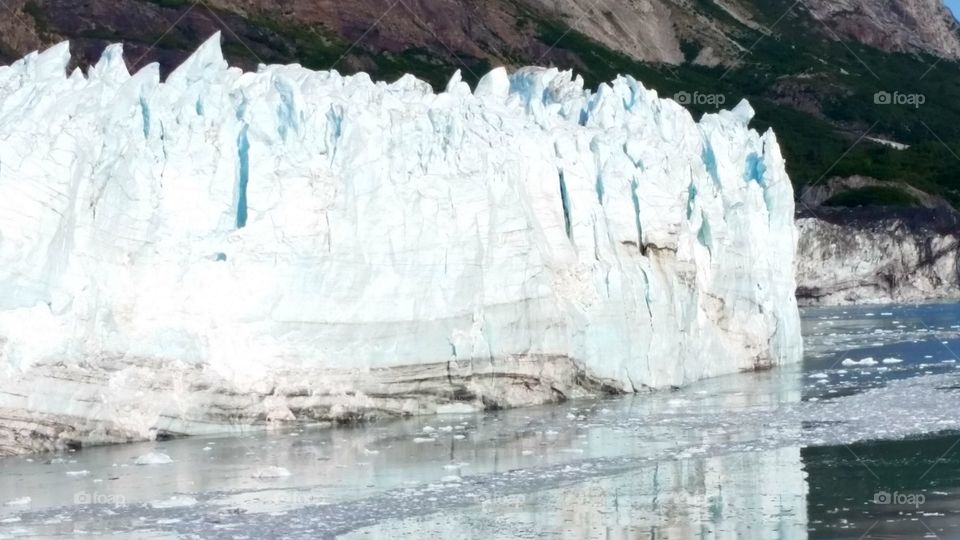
[1,0,960,203]
[803,0,960,59]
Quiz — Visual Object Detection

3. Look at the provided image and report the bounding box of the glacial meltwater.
[3,303,960,539]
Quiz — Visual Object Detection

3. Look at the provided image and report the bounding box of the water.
[2,303,960,539]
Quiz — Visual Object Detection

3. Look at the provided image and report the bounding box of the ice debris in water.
[252,466,292,479]
[134,452,173,465]
[842,358,878,366]
[150,495,198,509]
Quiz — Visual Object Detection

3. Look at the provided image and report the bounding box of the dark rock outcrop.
[796,207,960,305]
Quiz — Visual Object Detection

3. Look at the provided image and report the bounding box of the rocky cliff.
[796,208,960,306]
[804,0,960,59]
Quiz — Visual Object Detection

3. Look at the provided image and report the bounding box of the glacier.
[0,34,801,454]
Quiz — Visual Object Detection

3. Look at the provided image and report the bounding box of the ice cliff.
[0,34,801,454]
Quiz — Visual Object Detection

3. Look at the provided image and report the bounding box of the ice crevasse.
[0,34,801,453]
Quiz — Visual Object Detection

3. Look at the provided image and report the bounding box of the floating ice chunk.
[4,497,30,506]
[809,372,829,379]
[841,358,877,366]
[413,437,434,443]
[134,452,173,465]
[436,403,476,415]
[252,466,291,479]
[150,495,198,509]
[65,470,90,477]
[881,358,903,364]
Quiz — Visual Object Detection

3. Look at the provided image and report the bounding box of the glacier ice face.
[0,34,801,453]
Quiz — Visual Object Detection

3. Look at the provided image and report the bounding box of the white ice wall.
[0,34,801,450]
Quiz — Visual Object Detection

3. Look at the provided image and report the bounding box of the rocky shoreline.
[795,207,960,306]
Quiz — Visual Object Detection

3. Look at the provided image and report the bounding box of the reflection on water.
[344,447,808,539]
[1,303,960,539]
[0,366,810,539]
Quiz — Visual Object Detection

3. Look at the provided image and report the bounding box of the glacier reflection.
[5,303,960,538]
[344,447,808,539]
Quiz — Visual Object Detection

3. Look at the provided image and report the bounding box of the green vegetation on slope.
[529,0,960,207]
[18,0,960,208]
[823,186,920,207]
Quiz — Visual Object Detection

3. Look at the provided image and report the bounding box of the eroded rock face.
[522,0,686,64]
[796,209,960,306]
[803,0,960,59]
[0,36,801,454]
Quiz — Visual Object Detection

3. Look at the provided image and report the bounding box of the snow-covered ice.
[0,33,800,454]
